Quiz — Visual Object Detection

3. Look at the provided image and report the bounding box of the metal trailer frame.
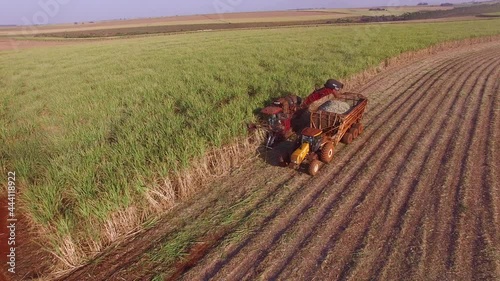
[310,93,368,147]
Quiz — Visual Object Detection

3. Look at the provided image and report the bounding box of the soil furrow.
[446,57,500,280]
[413,64,498,280]
[395,50,500,279]
[359,48,491,123]
[338,50,500,281]
[308,50,500,281]
[409,53,500,281]
[278,56,480,279]
[483,77,500,280]
[392,53,496,278]
[172,173,312,281]
[483,76,500,244]
[357,55,453,115]
[454,61,500,281]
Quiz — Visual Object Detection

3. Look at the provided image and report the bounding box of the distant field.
[479,11,500,16]
[1,18,500,275]
[0,10,354,36]
[313,5,454,16]
[0,6,456,37]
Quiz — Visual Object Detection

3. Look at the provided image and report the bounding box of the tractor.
[288,93,368,176]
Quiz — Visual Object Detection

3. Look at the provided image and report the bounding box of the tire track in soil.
[300,51,500,281]
[447,54,500,280]
[453,59,500,281]
[177,49,468,281]
[382,48,500,279]
[452,54,500,280]
[183,44,488,280]
[482,78,500,280]
[327,50,500,281]
[256,51,496,281]
[382,50,500,280]
[402,52,500,281]
[384,50,498,279]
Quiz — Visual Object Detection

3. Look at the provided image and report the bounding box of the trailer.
[289,93,368,175]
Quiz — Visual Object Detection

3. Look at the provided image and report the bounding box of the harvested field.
[0,38,78,51]
[59,41,500,281]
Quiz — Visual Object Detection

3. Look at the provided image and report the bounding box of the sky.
[0,0,477,25]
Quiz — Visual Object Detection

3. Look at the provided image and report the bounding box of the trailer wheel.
[341,132,353,144]
[349,127,359,139]
[352,123,364,135]
[320,142,335,163]
[308,160,321,176]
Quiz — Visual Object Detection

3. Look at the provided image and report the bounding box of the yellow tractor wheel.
[320,142,334,163]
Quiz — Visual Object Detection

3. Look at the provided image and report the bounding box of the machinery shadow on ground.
[256,140,296,167]
[256,109,311,169]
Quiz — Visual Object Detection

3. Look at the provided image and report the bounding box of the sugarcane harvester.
[289,92,368,176]
[259,95,302,148]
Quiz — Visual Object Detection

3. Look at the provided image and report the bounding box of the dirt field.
[0,38,78,51]
[0,195,51,280]
[55,41,499,281]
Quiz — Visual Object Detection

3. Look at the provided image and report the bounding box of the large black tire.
[320,142,335,163]
[324,79,344,90]
[341,132,353,144]
[308,160,321,176]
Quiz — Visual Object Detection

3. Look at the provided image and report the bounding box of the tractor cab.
[290,127,323,168]
[300,127,323,152]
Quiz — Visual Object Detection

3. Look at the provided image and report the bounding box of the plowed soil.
[0,38,77,51]
[58,42,500,281]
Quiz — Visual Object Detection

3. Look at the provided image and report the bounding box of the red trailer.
[289,93,368,175]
